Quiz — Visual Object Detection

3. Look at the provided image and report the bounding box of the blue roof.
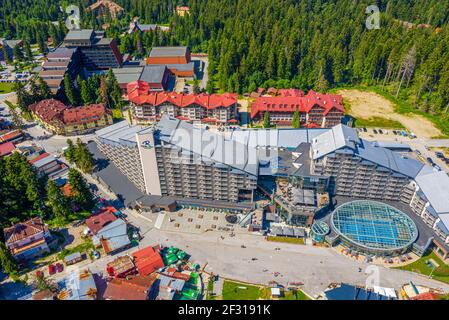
[325,283,395,300]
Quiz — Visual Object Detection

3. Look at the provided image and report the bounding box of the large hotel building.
[95,115,449,257]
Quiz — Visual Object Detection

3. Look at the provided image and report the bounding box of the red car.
[48,264,56,275]
[56,263,64,273]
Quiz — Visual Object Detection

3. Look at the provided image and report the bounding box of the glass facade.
[330,200,418,256]
[311,220,330,243]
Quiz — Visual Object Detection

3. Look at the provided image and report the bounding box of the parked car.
[435,152,445,158]
[373,129,378,134]
[56,263,63,273]
[92,251,101,260]
[427,157,434,165]
[48,264,56,275]
[378,129,383,134]
[415,150,421,156]
[363,127,367,132]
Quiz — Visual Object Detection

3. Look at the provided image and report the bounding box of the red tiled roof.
[29,99,110,126]
[29,99,67,123]
[411,292,441,300]
[132,246,165,276]
[250,89,344,119]
[29,152,50,164]
[127,81,237,110]
[3,217,49,245]
[0,130,23,143]
[61,183,74,197]
[103,274,157,300]
[162,268,191,281]
[278,89,304,97]
[85,208,118,234]
[0,142,15,157]
[62,104,110,125]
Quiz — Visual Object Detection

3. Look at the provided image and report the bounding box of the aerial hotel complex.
[127,81,238,124]
[96,115,449,259]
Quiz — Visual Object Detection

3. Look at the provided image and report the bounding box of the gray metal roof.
[311,124,360,160]
[159,275,185,291]
[97,219,130,252]
[95,121,151,147]
[47,47,77,60]
[149,46,188,57]
[311,124,427,179]
[415,171,449,215]
[64,251,82,262]
[165,62,194,71]
[229,127,329,149]
[139,65,167,84]
[112,67,142,84]
[65,29,94,41]
[156,116,259,176]
[32,154,57,169]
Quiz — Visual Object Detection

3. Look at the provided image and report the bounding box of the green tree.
[64,139,76,163]
[64,74,78,106]
[23,40,33,61]
[193,79,201,94]
[75,139,95,173]
[0,242,18,276]
[38,77,52,99]
[46,180,71,223]
[80,79,93,105]
[106,69,123,109]
[67,168,94,210]
[263,111,271,128]
[292,107,300,128]
[2,46,12,64]
[12,45,24,62]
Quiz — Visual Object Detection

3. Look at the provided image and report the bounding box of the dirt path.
[338,89,442,139]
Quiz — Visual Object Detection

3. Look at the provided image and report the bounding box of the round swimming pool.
[330,200,418,255]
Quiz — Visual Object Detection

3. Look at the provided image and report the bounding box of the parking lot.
[358,127,449,172]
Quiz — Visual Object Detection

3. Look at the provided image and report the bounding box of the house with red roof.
[85,207,118,235]
[0,129,24,144]
[3,217,51,260]
[29,99,113,135]
[103,274,158,300]
[127,81,238,124]
[250,89,344,128]
[132,245,165,275]
[27,151,68,178]
[0,141,15,158]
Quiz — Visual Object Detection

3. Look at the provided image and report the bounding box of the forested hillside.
[1,0,449,116]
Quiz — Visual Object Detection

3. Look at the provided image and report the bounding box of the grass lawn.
[267,236,304,245]
[279,290,310,300]
[206,276,215,300]
[47,211,91,228]
[57,239,95,260]
[0,82,15,94]
[395,251,449,285]
[353,116,405,129]
[222,280,270,300]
